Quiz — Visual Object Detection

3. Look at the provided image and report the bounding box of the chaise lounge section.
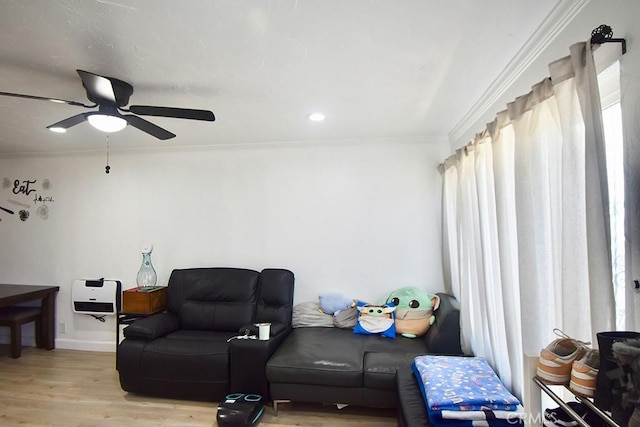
[265,292,463,411]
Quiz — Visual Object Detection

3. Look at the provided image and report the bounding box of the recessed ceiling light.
[49,127,66,133]
[308,113,325,122]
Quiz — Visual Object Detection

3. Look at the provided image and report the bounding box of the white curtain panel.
[440,42,615,400]
[510,78,567,357]
[488,113,524,400]
[440,158,460,299]
[549,43,615,342]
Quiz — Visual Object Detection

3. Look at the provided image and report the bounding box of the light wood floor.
[0,345,397,427]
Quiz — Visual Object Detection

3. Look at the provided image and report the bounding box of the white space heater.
[72,279,120,315]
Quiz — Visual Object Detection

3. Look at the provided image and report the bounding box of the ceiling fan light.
[49,127,66,133]
[88,114,127,133]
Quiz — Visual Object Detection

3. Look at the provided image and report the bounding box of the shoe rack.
[532,377,620,427]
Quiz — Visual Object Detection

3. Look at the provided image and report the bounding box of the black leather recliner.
[117,267,294,401]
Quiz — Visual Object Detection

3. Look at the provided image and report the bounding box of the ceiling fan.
[0,69,215,140]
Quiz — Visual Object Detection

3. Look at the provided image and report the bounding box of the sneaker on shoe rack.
[544,402,588,427]
[537,330,589,385]
[569,349,600,398]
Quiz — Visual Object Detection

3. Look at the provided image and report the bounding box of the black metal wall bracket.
[591,24,627,54]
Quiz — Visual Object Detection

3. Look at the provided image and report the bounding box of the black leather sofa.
[117,267,294,401]
[265,292,463,411]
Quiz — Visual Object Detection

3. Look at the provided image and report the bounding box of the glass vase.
[136,247,157,290]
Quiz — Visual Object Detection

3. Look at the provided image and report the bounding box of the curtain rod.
[591,24,626,54]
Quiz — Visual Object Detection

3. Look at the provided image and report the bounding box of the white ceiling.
[0,0,566,154]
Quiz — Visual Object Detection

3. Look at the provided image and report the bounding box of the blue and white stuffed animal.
[318,293,356,316]
[353,301,396,339]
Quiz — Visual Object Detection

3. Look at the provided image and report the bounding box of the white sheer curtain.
[440,41,615,400]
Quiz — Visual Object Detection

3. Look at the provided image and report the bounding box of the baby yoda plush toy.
[353,302,396,338]
[384,287,440,338]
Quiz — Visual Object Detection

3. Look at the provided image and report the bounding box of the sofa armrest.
[423,293,463,355]
[123,312,180,340]
[229,324,291,399]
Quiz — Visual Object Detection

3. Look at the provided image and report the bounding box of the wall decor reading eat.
[1,176,55,224]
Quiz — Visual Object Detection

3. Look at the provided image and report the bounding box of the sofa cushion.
[138,331,236,383]
[364,352,421,390]
[425,293,462,354]
[255,269,295,324]
[266,328,364,387]
[167,268,260,332]
[362,333,429,354]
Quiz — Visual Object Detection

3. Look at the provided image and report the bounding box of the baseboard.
[55,338,115,352]
[0,333,115,353]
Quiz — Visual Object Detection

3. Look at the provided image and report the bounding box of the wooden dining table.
[0,284,60,350]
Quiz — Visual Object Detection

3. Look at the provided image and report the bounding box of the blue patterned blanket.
[412,355,524,426]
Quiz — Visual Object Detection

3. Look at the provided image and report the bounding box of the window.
[599,61,625,329]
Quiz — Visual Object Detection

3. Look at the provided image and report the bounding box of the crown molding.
[0,134,450,158]
[448,0,589,146]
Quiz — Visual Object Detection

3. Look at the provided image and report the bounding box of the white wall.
[0,136,449,351]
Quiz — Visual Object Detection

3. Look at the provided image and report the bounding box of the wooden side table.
[122,286,167,314]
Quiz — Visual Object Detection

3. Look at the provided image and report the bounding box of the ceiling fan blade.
[124,115,176,140]
[0,91,94,108]
[47,113,90,130]
[77,69,117,105]
[129,105,215,121]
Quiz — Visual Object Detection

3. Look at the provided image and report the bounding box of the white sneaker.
[569,349,599,398]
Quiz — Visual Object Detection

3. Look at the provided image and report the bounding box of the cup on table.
[255,323,271,340]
